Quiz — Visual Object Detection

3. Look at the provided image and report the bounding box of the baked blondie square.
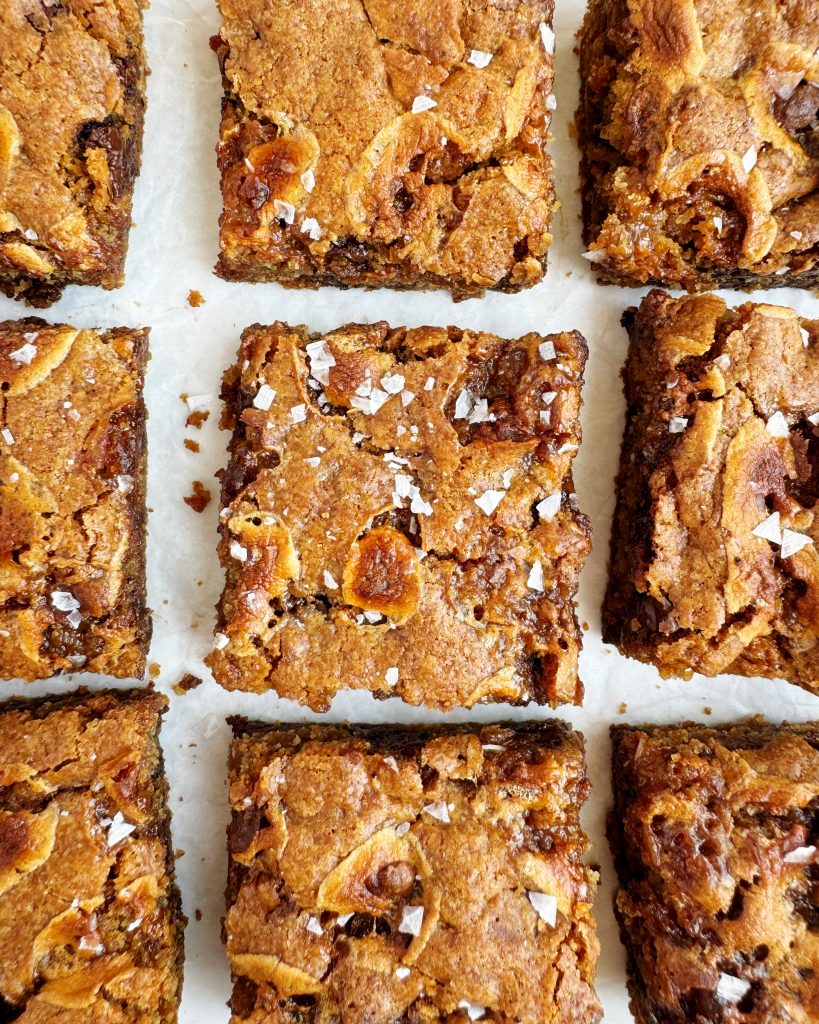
[0,318,151,681]
[212,0,557,298]
[576,0,819,291]
[0,0,147,306]
[604,290,819,688]
[610,719,819,1024]
[206,320,590,711]
[225,719,601,1024]
[0,687,184,1021]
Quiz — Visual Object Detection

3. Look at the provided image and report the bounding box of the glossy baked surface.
[213,0,556,297]
[604,290,819,689]
[577,0,819,290]
[207,320,590,710]
[0,0,147,306]
[610,720,819,1024]
[226,720,601,1024]
[0,318,151,681]
[0,688,184,1022]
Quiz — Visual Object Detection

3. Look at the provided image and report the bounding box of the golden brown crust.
[226,719,601,1024]
[0,687,184,1022]
[609,719,819,1024]
[0,318,151,681]
[0,0,147,307]
[576,0,819,291]
[213,0,556,299]
[206,320,591,711]
[603,290,819,690]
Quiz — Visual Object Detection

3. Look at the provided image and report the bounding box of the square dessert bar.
[226,719,601,1024]
[0,0,147,306]
[604,290,819,689]
[0,318,151,681]
[0,688,184,1021]
[212,0,557,298]
[610,719,819,1024]
[206,320,590,711]
[576,0,819,291]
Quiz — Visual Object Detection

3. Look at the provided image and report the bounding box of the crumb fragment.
[184,480,212,513]
[186,410,210,429]
[149,662,161,680]
[184,438,201,453]
[188,289,206,307]
[173,673,204,696]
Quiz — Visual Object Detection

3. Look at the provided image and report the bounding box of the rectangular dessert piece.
[604,289,819,689]
[212,0,556,298]
[0,318,151,680]
[0,687,184,1021]
[610,719,819,1024]
[206,320,590,711]
[226,719,601,1024]
[0,0,147,306]
[576,0,819,291]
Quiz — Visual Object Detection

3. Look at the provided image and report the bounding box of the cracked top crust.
[0,318,151,681]
[0,0,147,307]
[206,320,590,712]
[603,290,819,690]
[0,688,183,1023]
[226,719,601,1024]
[213,0,556,297]
[576,0,819,290]
[610,719,819,1024]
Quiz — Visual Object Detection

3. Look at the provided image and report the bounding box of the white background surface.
[3,1,819,1021]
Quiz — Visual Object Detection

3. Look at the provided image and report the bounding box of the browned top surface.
[215,0,555,292]
[578,0,819,286]
[0,318,150,681]
[605,290,819,688]
[206,321,590,711]
[0,0,146,299]
[611,720,819,1024]
[0,688,182,1022]
[226,720,601,1024]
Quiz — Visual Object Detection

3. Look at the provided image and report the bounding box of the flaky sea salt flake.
[399,904,424,936]
[306,916,323,935]
[528,890,557,926]
[539,341,556,361]
[385,666,399,686]
[536,493,561,520]
[412,95,437,113]
[716,974,751,1004]
[107,812,136,847]
[784,845,817,864]
[766,411,790,437]
[752,511,782,545]
[396,966,411,979]
[475,489,504,515]
[273,199,295,223]
[527,559,545,592]
[454,389,474,419]
[9,342,36,365]
[741,146,757,174]
[458,1002,486,1021]
[306,340,335,385]
[1,428,14,445]
[539,22,555,54]
[780,529,812,559]
[424,800,450,824]
[323,570,339,590]
[302,217,322,240]
[669,417,688,434]
[468,49,492,68]
[253,383,276,410]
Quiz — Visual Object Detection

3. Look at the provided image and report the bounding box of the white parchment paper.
[2,1,819,1020]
